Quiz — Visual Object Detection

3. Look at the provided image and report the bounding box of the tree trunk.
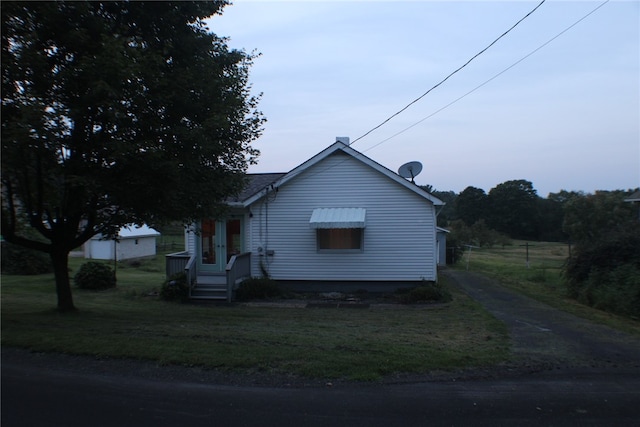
[50,248,76,312]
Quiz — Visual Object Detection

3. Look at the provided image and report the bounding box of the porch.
[165,251,252,302]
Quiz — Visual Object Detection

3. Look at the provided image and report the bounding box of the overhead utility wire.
[361,0,610,154]
[349,0,547,146]
[254,0,605,196]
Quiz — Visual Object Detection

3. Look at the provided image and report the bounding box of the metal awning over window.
[309,208,366,229]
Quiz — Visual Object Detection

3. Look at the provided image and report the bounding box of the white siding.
[247,152,437,282]
[85,236,156,260]
[185,224,196,255]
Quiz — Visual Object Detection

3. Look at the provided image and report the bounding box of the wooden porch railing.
[225,252,251,302]
[184,254,197,292]
[165,251,197,293]
[165,251,190,277]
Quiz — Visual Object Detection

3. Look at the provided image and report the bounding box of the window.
[317,228,363,251]
[310,208,366,251]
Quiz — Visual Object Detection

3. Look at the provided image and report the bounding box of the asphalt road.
[3,270,640,426]
[3,360,640,427]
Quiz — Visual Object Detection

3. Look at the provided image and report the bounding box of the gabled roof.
[242,141,444,207]
[227,173,287,204]
[91,224,160,240]
[624,190,640,203]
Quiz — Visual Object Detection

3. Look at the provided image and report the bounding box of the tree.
[562,190,640,318]
[535,197,565,242]
[1,2,264,311]
[455,186,488,226]
[487,179,539,239]
[563,190,636,245]
[537,190,584,242]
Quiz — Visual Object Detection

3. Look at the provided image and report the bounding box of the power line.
[359,0,610,154]
[254,0,609,194]
[350,0,547,146]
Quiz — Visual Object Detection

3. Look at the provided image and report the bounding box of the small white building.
[84,224,160,261]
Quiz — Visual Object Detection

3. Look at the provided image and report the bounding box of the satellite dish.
[398,161,422,183]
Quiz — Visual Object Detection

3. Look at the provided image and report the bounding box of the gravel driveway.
[443,269,640,373]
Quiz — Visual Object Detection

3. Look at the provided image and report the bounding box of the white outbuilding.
[84,224,160,261]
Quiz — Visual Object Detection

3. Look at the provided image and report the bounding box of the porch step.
[191,283,227,300]
[192,274,227,300]
[196,274,226,286]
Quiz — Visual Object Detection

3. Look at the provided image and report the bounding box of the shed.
[436,227,450,266]
[84,224,160,260]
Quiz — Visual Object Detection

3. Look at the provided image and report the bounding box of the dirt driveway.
[443,269,640,372]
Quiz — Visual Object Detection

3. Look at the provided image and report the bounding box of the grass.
[1,253,509,381]
[458,240,640,336]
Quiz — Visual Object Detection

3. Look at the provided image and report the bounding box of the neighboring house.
[85,224,160,261]
[624,190,640,220]
[167,139,444,300]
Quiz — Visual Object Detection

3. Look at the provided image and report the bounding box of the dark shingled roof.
[228,173,286,203]
[625,190,640,203]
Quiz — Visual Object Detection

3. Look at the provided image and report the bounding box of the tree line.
[424,180,640,318]
[424,180,638,243]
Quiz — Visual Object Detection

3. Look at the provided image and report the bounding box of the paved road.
[3,358,639,427]
[3,270,640,426]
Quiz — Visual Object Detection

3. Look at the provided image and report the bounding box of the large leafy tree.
[455,186,488,226]
[487,179,539,239]
[1,1,264,311]
[563,190,637,245]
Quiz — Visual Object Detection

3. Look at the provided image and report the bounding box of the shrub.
[578,265,640,319]
[74,262,116,290]
[563,225,640,318]
[0,241,53,275]
[395,281,452,304]
[235,277,282,301]
[160,273,190,302]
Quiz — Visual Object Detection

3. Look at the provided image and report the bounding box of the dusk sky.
[209,0,639,197]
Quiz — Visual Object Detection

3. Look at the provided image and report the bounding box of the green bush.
[160,273,190,302]
[1,241,53,275]
[563,225,640,318]
[396,281,452,304]
[74,262,116,290]
[235,277,282,301]
[578,265,640,319]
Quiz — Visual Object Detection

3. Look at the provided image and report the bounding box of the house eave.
[242,142,444,207]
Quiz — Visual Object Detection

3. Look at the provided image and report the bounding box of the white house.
[85,224,160,261]
[169,140,444,299]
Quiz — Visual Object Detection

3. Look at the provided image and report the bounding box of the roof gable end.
[243,141,444,206]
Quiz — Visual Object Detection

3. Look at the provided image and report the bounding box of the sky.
[208,0,639,197]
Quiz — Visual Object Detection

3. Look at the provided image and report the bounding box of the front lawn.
[1,256,509,381]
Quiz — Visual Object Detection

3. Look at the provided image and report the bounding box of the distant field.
[458,240,640,336]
